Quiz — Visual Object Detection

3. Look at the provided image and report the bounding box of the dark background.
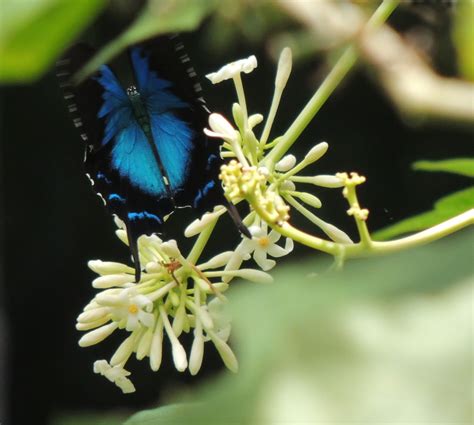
[1,3,472,425]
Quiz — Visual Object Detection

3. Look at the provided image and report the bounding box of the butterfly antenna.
[126,224,142,282]
[226,203,251,238]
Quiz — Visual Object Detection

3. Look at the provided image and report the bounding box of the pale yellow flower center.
[258,236,270,248]
[128,304,139,314]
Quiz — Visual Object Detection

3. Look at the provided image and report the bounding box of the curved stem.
[186,217,219,265]
[262,0,399,169]
[345,209,474,257]
[249,189,473,259]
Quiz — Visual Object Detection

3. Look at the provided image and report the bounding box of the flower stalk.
[262,0,400,169]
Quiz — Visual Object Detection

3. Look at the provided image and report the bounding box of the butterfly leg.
[125,223,142,282]
[124,211,165,282]
[226,202,251,238]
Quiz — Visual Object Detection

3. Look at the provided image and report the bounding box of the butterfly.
[57,35,249,282]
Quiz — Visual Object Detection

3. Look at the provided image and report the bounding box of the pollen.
[258,236,270,248]
[128,304,139,314]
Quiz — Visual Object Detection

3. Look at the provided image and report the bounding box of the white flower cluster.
[77,216,293,393]
[204,49,352,244]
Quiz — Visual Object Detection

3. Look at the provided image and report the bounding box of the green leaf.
[373,186,474,240]
[76,0,216,81]
[0,0,105,83]
[125,404,198,425]
[125,232,474,425]
[413,158,474,178]
[453,0,474,80]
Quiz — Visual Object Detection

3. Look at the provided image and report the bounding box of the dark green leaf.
[76,0,216,81]
[125,232,474,424]
[413,158,474,178]
[0,0,105,83]
[373,186,474,240]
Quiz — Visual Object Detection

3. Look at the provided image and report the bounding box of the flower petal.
[267,241,292,258]
[206,55,257,84]
[253,248,276,271]
[268,230,282,243]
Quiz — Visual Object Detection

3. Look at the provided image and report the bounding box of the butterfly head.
[126,85,139,97]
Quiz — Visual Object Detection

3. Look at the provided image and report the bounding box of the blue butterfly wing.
[57,37,226,280]
[96,62,168,198]
[129,44,223,208]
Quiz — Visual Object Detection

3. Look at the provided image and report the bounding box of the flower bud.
[111,332,137,366]
[79,322,118,347]
[161,240,181,258]
[189,328,204,376]
[150,319,163,371]
[92,274,134,289]
[171,339,188,372]
[280,180,296,191]
[275,154,297,172]
[199,251,234,270]
[208,113,237,140]
[136,326,154,360]
[304,142,328,164]
[210,333,238,373]
[77,307,109,323]
[172,304,187,337]
[275,47,292,90]
[232,269,274,283]
[310,175,344,188]
[232,102,244,130]
[317,220,353,244]
[293,192,322,209]
[248,113,264,129]
[184,207,226,237]
[88,260,135,275]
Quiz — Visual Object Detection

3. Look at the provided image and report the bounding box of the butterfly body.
[57,36,244,281]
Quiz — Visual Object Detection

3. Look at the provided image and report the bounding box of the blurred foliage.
[124,232,473,424]
[76,0,217,81]
[0,0,105,82]
[374,159,474,240]
[373,187,474,240]
[452,0,474,80]
[202,0,288,55]
[413,158,474,178]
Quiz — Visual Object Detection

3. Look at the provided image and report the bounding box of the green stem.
[343,183,372,246]
[345,209,474,257]
[262,0,399,168]
[233,74,248,130]
[260,88,283,149]
[186,217,219,264]
[249,191,473,259]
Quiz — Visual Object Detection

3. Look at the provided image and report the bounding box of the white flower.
[275,154,297,172]
[205,114,249,166]
[185,206,227,237]
[99,288,154,331]
[93,360,135,394]
[208,298,232,342]
[204,113,239,142]
[228,223,294,272]
[206,55,257,84]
